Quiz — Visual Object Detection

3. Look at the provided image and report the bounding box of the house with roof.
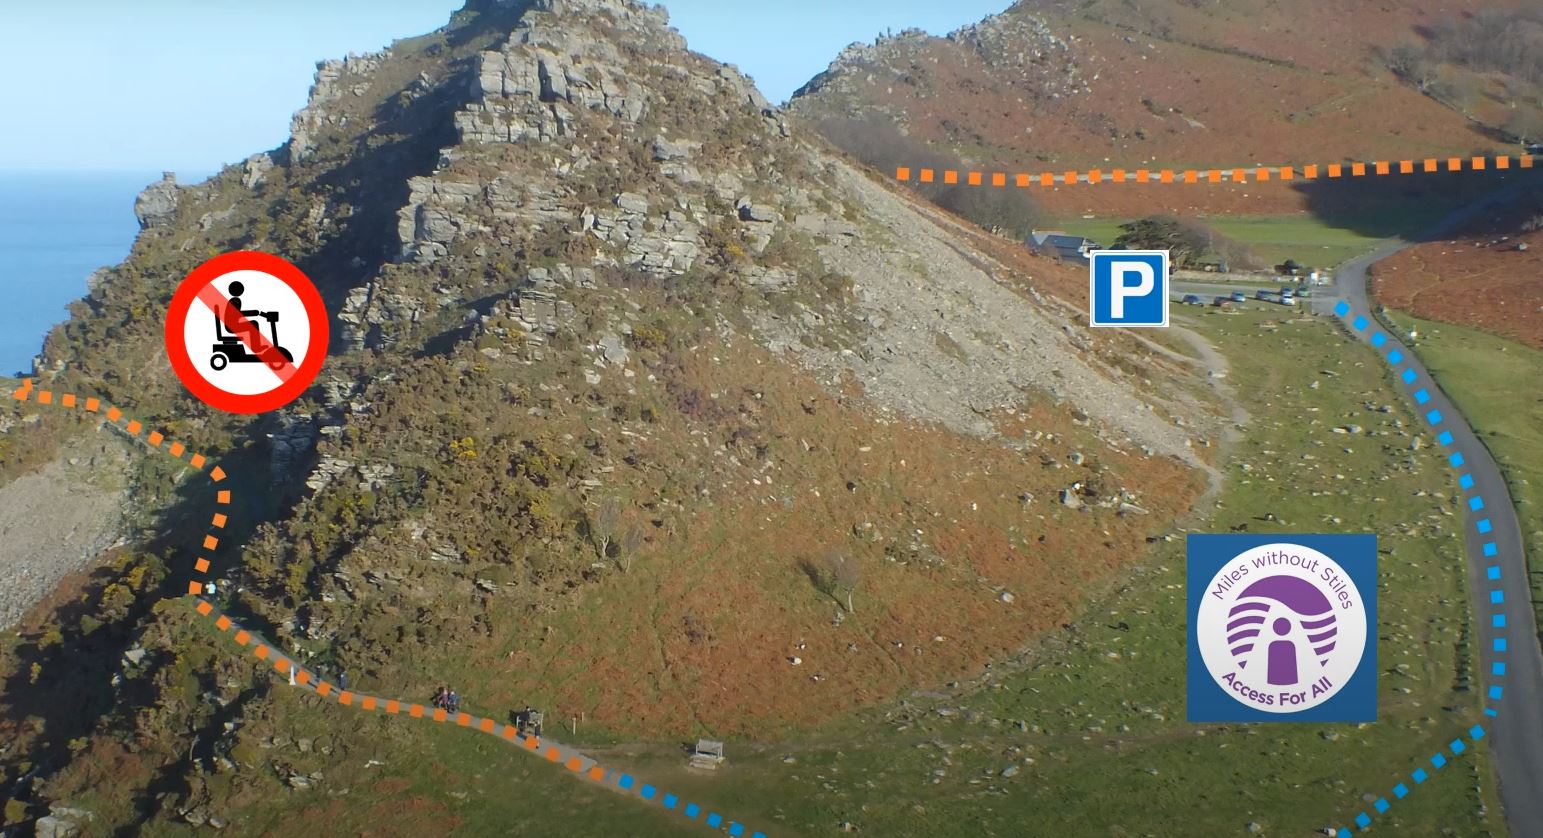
[1026,230,1101,265]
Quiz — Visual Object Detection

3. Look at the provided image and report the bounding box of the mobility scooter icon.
[210,280,295,371]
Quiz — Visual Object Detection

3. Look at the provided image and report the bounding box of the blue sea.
[0,171,154,376]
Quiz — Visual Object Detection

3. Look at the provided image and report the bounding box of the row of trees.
[1111,215,1262,271]
[1383,11,1543,142]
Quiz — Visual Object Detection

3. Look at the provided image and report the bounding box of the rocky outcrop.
[288,52,385,162]
[133,172,179,229]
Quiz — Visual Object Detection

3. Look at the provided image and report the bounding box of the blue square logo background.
[1090,250,1169,327]
[1187,533,1378,723]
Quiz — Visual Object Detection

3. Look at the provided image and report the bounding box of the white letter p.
[1110,263,1155,319]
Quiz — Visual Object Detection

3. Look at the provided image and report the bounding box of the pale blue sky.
[0,1,1011,172]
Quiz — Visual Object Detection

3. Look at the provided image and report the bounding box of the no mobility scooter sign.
[164,251,329,414]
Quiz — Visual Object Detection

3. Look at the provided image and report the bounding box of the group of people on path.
[432,685,461,714]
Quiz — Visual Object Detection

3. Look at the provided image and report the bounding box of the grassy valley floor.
[1380,310,1543,643]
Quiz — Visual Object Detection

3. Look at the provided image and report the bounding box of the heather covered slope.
[789,0,1531,218]
[0,0,1212,830]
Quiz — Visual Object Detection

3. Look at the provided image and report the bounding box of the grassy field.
[1054,203,1464,271]
[1381,309,1543,635]
[582,307,1502,836]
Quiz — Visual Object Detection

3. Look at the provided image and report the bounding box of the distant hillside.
[791,0,1531,218]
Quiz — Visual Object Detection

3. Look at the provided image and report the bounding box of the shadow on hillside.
[1291,161,1543,247]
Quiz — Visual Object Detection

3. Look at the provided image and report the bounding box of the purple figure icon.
[1225,574,1338,687]
[1266,617,1297,685]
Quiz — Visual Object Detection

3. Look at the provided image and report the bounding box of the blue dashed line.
[706,813,723,828]
[1330,303,1508,836]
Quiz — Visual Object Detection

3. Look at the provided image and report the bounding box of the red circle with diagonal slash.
[164,251,329,414]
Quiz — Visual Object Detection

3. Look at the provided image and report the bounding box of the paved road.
[1329,181,1543,837]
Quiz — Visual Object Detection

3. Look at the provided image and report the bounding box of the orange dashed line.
[233,630,250,646]
[190,454,206,469]
[566,757,583,772]
[545,747,562,763]
[168,442,185,457]
[966,171,981,186]
[457,713,472,727]
[84,397,99,412]
[274,658,290,673]
[196,600,214,616]
[1351,163,1367,176]
[362,697,377,711]
[61,394,77,408]
[479,718,495,733]
[317,682,332,697]
[1135,168,1150,182]
[1182,170,1197,183]
[918,168,934,183]
[991,172,1005,187]
[1256,167,1271,181]
[217,489,230,504]
[1015,173,1030,187]
[38,391,53,405]
[106,407,122,421]
[1424,158,1438,173]
[147,431,164,447]
[188,581,203,595]
[1159,169,1174,183]
[1399,160,1414,175]
[1302,164,1318,179]
[1207,170,1222,183]
[1039,172,1053,186]
[503,725,518,740]
[942,170,958,185]
[386,700,400,714]
[195,558,211,573]
[1112,169,1127,183]
[339,691,354,706]
[895,166,910,181]
[1448,157,1463,172]
[212,513,227,528]
[524,736,540,751]
[1472,156,1487,171]
[1327,163,1343,178]
[253,645,270,660]
[1279,166,1294,181]
[210,466,226,482]
[1497,156,1512,170]
[587,766,605,781]
[1087,169,1103,184]
[203,535,219,550]
[1063,170,1078,185]
[215,615,232,631]
[296,671,311,686]
[1522,155,1534,169]
[434,708,448,722]
[410,704,425,718]
[124,420,141,435]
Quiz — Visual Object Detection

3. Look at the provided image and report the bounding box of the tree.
[823,549,862,614]
[1506,108,1543,145]
[586,498,622,562]
[615,520,645,573]
[1112,216,1209,268]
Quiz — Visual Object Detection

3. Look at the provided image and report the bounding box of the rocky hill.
[0,0,1216,831]
[789,0,1531,218]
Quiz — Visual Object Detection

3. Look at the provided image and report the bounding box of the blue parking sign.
[1089,250,1169,327]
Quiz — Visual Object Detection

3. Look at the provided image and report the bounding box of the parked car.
[1255,289,1273,301]
[1213,296,1233,308]
[1279,286,1296,297]
[1182,294,1202,306]
[1277,294,1297,306]
[1230,291,1247,303]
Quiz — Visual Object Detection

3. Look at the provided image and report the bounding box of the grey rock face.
[133,172,179,229]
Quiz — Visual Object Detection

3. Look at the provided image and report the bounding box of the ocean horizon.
[0,170,158,377]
